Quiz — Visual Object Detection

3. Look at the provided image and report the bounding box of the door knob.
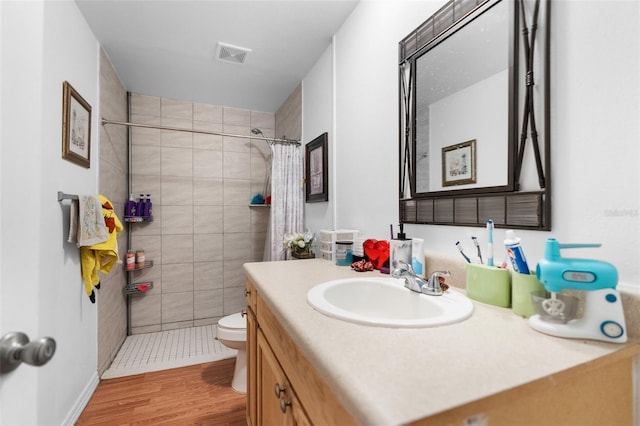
[0,332,56,373]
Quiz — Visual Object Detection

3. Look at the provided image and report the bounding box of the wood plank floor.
[77,358,247,425]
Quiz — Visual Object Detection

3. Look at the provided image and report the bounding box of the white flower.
[303,231,313,243]
[283,230,314,252]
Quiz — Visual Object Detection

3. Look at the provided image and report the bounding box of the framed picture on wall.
[305,132,328,202]
[62,81,92,168]
[442,139,476,187]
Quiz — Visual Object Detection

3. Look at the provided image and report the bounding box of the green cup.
[511,271,545,318]
[465,263,511,307]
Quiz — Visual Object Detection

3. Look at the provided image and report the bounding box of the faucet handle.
[426,270,451,295]
[430,270,451,278]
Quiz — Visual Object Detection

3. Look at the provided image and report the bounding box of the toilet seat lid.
[218,312,246,330]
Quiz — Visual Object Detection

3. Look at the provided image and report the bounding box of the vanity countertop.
[244,259,639,425]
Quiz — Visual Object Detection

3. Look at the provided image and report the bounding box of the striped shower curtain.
[263,143,304,261]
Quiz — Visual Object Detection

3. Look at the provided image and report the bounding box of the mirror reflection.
[414,0,514,193]
[398,0,551,230]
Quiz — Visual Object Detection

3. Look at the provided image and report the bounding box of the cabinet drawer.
[320,250,332,261]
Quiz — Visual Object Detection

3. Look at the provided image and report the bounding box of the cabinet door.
[257,330,288,425]
[257,330,312,426]
[246,307,257,426]
[288,391,312,426]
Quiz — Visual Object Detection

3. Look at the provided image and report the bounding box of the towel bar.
[57,191,78,201]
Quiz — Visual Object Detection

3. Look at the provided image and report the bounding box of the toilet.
[216,312,247,393]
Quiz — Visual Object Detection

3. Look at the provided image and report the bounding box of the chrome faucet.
[391,261,450,296]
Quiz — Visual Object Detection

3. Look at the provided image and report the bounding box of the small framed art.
[62,81,92,168]
[442,139,476,187]
[305,132,328,203]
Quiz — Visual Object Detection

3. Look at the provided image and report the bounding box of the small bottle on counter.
[390,224,411,270]
[335,241,353,266]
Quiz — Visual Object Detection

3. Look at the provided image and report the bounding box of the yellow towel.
[80,194,123,303]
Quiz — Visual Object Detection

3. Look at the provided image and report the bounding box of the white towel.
[68,195,109,247]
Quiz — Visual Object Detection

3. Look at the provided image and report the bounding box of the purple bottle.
[125,194,136,217]
[144,194,153,218]
[136,194,145,217]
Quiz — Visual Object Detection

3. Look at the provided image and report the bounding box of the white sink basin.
[307,277,473,328]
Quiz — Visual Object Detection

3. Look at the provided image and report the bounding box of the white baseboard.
[62,371,99,426]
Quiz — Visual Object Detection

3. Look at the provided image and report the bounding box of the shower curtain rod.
[101,118,301,146]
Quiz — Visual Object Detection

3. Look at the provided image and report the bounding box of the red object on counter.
[363,239,390,270]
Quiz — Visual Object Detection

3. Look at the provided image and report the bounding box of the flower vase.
[291,250,315,259]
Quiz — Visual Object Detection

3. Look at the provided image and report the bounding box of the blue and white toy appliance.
[529,238,627,343]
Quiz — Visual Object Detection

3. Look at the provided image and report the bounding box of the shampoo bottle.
[136,194,145,217]
[504,230,530,274]
[144,194,152,217]
[125,194,136,217]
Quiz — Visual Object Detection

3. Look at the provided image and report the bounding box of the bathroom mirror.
[399,0,551,230]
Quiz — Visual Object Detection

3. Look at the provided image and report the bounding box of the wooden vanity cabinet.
[245,278,354,426]
[245,276,639,425]
[245,279,258,426]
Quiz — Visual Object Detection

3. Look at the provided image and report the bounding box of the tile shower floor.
[102,324,236,379]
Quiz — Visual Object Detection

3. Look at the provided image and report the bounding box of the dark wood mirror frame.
[398,0,551,230]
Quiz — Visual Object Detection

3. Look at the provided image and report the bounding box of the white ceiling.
[75,0,359,113]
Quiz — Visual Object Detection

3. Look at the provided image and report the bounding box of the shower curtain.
[263,143,304,261]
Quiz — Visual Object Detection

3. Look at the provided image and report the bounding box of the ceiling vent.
[216,42,251,64]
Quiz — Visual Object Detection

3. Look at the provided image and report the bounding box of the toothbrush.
[486,219,494,267]
[471,236,483,264]
[456,241,471,263]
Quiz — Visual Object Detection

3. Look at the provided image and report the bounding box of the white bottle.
[411,238,425,277]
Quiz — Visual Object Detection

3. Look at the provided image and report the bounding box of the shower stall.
[97,88,302,377]
[116,93,300,334]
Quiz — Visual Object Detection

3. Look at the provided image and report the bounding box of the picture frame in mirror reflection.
[62,81,92,168]
[442,139,476,187]
[305,132,328,203]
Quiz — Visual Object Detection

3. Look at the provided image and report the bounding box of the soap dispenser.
[390,223,412,270]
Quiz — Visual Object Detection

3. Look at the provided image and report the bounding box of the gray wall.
[97,50,128,374]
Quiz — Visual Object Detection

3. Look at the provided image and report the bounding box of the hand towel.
[69,195,109,247]
[79,195,123,303]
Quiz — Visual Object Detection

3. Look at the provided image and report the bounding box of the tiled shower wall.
[275,84,302,142]
[128,93,273,334]
[97,49,128,374]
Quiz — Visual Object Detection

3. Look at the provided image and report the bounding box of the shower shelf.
[249,204,269,207]
[124,216,154,222]
[124,281,154,295]
[124,259,154,271]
